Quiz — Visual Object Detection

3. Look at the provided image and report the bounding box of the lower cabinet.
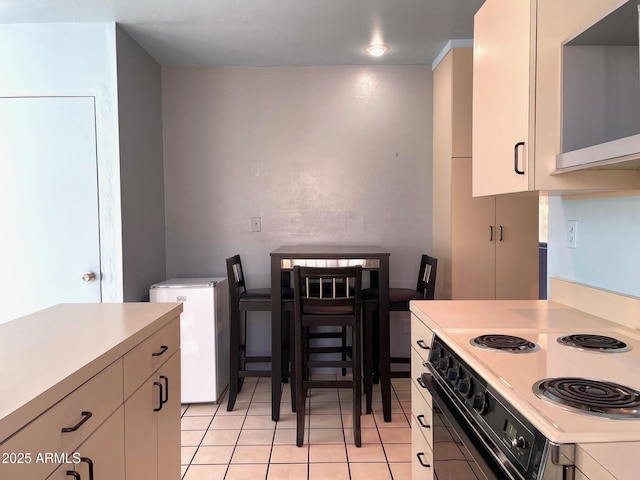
[411,416,434,480]
[411,313,435,480]
[125,351,181,480]
[0,310,181,480]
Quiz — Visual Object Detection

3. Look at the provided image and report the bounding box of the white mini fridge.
[150,277,229,404]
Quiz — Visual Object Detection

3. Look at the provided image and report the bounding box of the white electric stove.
[413,299,640,480]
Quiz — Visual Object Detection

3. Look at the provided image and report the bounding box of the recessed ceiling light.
[365,44,390,57]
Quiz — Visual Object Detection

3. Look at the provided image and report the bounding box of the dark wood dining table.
[270,245,392,423]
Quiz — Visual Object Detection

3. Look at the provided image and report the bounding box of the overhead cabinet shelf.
[556,0,640,173]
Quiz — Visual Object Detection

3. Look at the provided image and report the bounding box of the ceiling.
[0,0,485,66]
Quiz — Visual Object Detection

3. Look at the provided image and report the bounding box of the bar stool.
[362,254,437,413]
[225,254,293,411]
[293,265,363,447]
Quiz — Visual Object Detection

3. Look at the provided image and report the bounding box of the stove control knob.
[437,356,450,373]
[457,377,472,397]
[511,436,528,450]
[472,391,489,415]
[446,367,460,383]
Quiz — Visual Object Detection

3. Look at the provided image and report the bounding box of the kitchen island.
[410,288,640,480]
[0,302,183,480]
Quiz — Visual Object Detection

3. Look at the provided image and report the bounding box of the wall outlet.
[251,217,261,232]
[567,220,578,249]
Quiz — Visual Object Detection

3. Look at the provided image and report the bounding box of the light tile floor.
[180,376,412,480]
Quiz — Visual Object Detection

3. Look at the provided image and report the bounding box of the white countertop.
[410,299,624,332]
[0,302,183,443]
[410,298,640,480]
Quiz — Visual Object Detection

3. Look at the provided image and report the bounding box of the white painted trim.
[432,39,474,70]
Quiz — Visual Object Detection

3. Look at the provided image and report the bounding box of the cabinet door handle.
[160,375,169,404]
[61,411,93,432]
[499,225,504,242]
[416,452,431,468]
[152,345,168,357]
[417,414,431,429]
[66,472,81,479]
[154,381,164,412]
[416,339,430,350]
[489,225,494,241]
[514,141,525,175]
[80,457,94,480]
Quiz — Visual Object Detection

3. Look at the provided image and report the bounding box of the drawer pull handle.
[514,141,525,175]
[417,377,428,389]
[416,452,431,468]
[160,375,169,404]
[152,345,169,357]
[416,339,430,350]
[417,414,431,429]
[62,411,93,432]
[81,457,94,480]
[66,472,81,479]
[154,381,164,412]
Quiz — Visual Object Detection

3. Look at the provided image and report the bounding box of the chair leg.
[353,318,362,447]
[295,320,306,447]
[227,307,241,411]
[363,303,374,415]
[372,311,380,384]
[341,326,347,376]
[290,310,297,412]
[282,309,291,384]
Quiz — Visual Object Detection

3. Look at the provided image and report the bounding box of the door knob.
[82,272,97,282]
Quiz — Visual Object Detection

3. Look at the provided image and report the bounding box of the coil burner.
[533,377,640,419]
[557,334,631,353]
[470,334,540,353]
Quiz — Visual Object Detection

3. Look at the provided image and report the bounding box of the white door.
[0,96,101,323]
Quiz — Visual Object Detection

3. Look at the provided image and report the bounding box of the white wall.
[162,65,433,355]
[116,26,167,301]
[548,193,640,297]
[0,23,123,301]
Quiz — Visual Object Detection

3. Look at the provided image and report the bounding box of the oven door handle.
[420,368,521,480]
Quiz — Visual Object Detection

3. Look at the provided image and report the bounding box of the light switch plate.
[251,217,261,232]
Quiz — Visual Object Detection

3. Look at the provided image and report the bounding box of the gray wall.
[116,27,167,301]
[162,65,434,292]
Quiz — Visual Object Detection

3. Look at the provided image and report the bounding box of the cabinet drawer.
[0,359,123,480]
[410,314,433,361]
[411,378,433,448]
[123,317,180,399]
[411,416,434,480]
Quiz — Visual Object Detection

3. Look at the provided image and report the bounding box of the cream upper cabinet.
[472,0,640,196]
[472,0,533,196]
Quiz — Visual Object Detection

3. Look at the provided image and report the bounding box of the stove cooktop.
[437,326,640,444]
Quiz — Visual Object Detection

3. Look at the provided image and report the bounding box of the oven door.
[419,374,520,480]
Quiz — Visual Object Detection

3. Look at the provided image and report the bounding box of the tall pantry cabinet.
[432,48,539,300]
